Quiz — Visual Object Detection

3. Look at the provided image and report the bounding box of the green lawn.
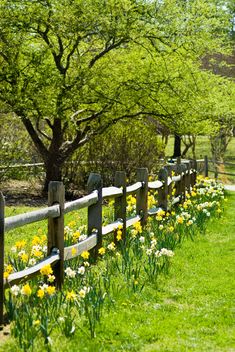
[164,135,235,161]
[1,192,234,351]
[165,136,235,183]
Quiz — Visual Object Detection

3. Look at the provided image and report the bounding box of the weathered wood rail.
[0,158,198,325]
[201,156,235,179]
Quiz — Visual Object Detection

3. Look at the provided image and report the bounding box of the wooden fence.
[200,156,235,179]
[0,158,198,325]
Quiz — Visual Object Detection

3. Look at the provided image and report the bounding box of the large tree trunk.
[172,134,181,158]
[43,156,64,193]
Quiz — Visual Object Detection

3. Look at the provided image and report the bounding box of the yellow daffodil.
[98,247,106,255]
[5,264,13,273]
[116,229,122,241]
[81,251,90,260]
[40,264,53,276]
[21,283,32,296]
[15,240,26,250]
[20,253,29,263]
[37,289,45,299]
[3,271,9,279]
[47,286,56,296]
[66,290,77,301]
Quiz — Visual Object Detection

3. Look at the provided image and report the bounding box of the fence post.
[192,159,198,186]
[48,181,65,289]
[136,168,149,227]
[175,161,182,199]
[183,161,191,194]
[180,164,187,201]
[87,173,102,260]
[0,193,5,326]
[165,164,174,200]
[204,155,208,177]
[158,167,168,211]
[114,171,126,242]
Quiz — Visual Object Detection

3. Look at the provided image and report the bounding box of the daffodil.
[40,264,53,276]
[66,290,77,301]
[98,247,106,255]
[81,251,90,260]
[37,288,45,299]
[47,286,56,296]
[21,283,32,296]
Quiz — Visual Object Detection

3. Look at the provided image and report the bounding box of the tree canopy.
[0,0,235,188]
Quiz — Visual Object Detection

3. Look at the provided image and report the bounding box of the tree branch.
[17,112,49,161]
[89,38,126,68]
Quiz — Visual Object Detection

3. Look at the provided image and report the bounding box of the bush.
[63,119,165,191]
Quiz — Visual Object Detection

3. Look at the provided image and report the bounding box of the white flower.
[79,234,87,242]
[159,224,164,230]
[40,283,48,291]
[107,242,116,251]
[78,286,90,299]
[65,226,72,234]
[150,239,157,249]
[48,274,55,283]
[29,258,37,266]
[146,248,153,256]
[18,250,26,258]
[10,285,20,296]
[65,267,76,278]
[70,325,76,334]
[11,246,17,253]
[139,236,145,243]
[155,250,162,257]
[58,317,65,323]
[160,248,174,257]
[78,266,85,275]
[46,337,53,345]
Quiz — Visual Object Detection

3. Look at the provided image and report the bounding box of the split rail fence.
[201,156,235,179]
[0,158,199,325]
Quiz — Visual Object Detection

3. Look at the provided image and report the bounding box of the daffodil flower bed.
[3,176,225,351]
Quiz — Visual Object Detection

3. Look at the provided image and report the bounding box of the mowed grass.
[165,135,235,160]
[1,192,235,351]
[165,136,235,183]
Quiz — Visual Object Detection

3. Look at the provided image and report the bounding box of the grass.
[165,136,235,183]
[1,191,234,351]
[165,135,235,161]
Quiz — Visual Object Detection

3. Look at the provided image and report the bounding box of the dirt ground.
[0,180,47,207]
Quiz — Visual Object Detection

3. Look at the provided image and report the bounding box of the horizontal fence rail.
[0,158,200,325]
[64,191,98,214]
[203,155,235,178]
[4,251,60,289]
[64,233,97,261]
[126,182,143,195]
[5,205,60,232]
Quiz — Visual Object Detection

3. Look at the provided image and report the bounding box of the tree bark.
[172,133,181,158]
[43,157,64,193]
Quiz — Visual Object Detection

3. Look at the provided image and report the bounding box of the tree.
[0,0,234,191]
[0,0,151,190]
